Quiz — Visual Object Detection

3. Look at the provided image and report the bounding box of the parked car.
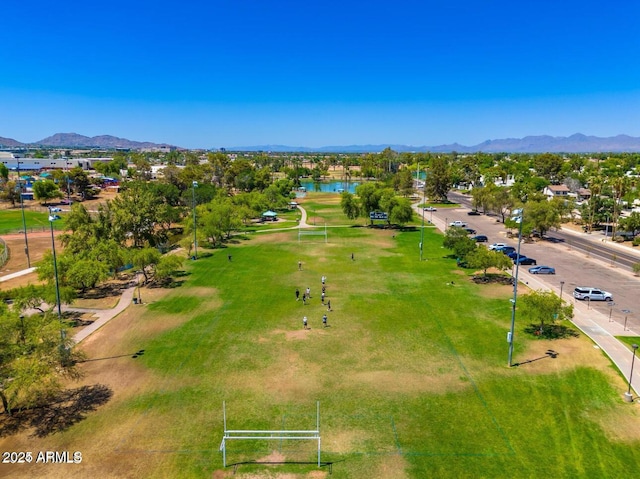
[573,287,613,301]
[423,206,437,211]
[506,251,521,259]
[467,210,481,216]
[449,220,467,228]
[496,246,516,255]
[488,243,507,250]
[529,266,555,274]
[49,207,62,212]
[465,228,477,235]
[48,214,62,221]
[513,256,537,265]
[472,235,488,242]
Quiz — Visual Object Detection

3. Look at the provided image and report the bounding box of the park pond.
[298,180,359,194]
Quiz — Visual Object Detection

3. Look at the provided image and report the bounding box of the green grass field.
[0,208,64,233]
[8,195,640,478]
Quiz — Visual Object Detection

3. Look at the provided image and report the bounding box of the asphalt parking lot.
[430,199,640,334]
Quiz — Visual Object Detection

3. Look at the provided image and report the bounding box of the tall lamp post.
[507,208,524,367]
[624,344,638,402]
[192,181,198,260]
[16,162,31,268]
[419,164,426,261]
[49,208,67,363]
[622,309,631,332]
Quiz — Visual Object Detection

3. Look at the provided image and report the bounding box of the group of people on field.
[297,267,331,330]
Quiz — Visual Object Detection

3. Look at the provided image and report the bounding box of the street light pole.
[49,209,67,364]
[622,309,631,332]
[192,181,198,260]
[624,344,638,402]
[17,162,31,268]
[420,164,426,261]
[508,209,524,367]
[49,210,62,320]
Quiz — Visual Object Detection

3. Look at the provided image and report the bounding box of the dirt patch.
[0,233,53,276]
[285,329,310,340]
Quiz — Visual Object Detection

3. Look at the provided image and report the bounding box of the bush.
[633,237,640,247]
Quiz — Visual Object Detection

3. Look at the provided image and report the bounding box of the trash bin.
[133,297,138,305]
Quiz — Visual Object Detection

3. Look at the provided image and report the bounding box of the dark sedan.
[472,235,488,242]
[514,256,537,265]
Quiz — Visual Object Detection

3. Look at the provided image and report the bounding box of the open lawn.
[0,209,66,234]
[2,204,640,478]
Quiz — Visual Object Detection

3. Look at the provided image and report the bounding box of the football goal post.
[219,401,321,468]
[298,224,328,243]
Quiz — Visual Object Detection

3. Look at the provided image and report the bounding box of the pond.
[298,180,360,194]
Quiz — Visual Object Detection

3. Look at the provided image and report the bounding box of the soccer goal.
[298,224,328,243]
[219,401,322,468]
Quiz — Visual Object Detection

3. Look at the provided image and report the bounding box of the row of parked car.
[464,213,615,302]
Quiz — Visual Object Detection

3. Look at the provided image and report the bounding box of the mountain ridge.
[2,132,640,153]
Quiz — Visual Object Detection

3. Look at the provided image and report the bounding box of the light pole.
[507,208,524,367]
[48,209,62,320]
[559,281,565,304]
[622,309,631,332]
[16,162,31,268]
[49,209,67,363]
[420,164,426,261]
[624,344,638,402]
[192,181,198,260]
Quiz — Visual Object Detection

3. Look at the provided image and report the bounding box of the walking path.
[68,284,138,343]
[411,200,640,398]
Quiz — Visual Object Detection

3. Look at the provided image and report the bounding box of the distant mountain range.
[2,132,640,153]
[230,134,640,153]
[0,133,175,150]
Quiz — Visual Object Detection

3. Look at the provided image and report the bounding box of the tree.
[110,182,161,247]
[0,309,82,415]
[356,183,382,216]
[424,155,453,202]
[443,227,477,260]
[519,290,573,334]
[340,192,360,220]
[620,212,640,236]
[155,255,185,282]
[32,180,62,205]
[465,246,513,277]
[66,259,110,292]
[523,200,561,237]
[129,247,162,284]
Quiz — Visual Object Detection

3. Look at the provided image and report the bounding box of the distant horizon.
[2,1,639,149]
[4,131,640,154]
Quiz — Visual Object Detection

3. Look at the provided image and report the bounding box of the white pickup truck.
[449,220,467,228]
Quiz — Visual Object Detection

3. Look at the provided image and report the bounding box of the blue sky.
[1,0,639,149]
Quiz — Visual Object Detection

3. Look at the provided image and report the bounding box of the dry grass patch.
[590,405,640,442]
[347,370,471,395]
[515,332,613,375]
